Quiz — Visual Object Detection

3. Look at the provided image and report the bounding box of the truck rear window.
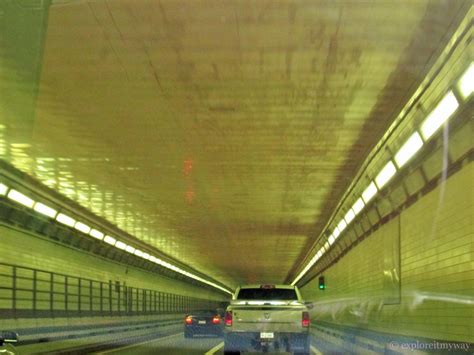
[236,288,297,300]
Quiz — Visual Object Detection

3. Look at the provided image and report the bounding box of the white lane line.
[311,344,323,355]
[95,332,182,354]
[204,341,224,355]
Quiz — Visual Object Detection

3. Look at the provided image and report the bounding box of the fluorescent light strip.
[34,202,57,218]
[89,229,104,240]
[74,222,91,234]
[362,181,377,204]
[115,241,127,250]
[4,185,232,295]
[420,91,459,140]
[291,246,328,286]
[146,254,232,294]
[291,65,472,288]
[56,213,75,227]
[292,265,311,286]
[344,209,356,225]
[134,250,144,257]
[104,235,116,245]
[125,245,135,254]
[337,219,347,233]
[154,259,165,266]
[328,234,336,245]
[20,195,233,295]
[7,189,34,208]
[457,62,473,98]
[395,132,424,168]
[292,201,360,284]
[352,198,365,215]
[375,161,397,189]
[296,247,325,284]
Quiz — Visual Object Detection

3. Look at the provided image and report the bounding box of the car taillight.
[185,316,193,325]
[212,316,221,324]
[224,311,233,326]
[302,311,310,327]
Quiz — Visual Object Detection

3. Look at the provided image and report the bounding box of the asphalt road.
[95,333,222,355]
[95,332,324,355]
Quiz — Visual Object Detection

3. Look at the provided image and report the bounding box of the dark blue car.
[184,310,224,338]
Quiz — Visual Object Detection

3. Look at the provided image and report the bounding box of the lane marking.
[311,344,323,355]
[95,332,182,354]
[204,341,224,355]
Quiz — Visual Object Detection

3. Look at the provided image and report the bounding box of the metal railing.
[0,262,221,318]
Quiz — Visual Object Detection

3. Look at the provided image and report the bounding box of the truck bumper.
[224,331,309,353]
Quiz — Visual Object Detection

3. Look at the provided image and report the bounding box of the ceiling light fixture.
[115,241,127,250]
[344,209,356,225]
[362,182,378,203]
[420,91,459,140]
[457,62,473,98]
[125,245,135,254]
[74,222,91,234]
[89,229,104,240]
[337,219,347,233]
[104,235,116,245]
[375,161,397,189]
[34,202,57,218]
[56,213,75,227]
[328,234,336,245]
[7,189,34,208]
[394,132,424,168]
[0,183,8,196]
[351,198,365,215]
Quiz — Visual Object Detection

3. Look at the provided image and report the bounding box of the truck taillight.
[302,311,310,327]
[225,311,233,326]
[185,316,193,325]
[212,316,221,324]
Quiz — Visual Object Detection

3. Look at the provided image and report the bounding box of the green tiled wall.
[301,162,473,342]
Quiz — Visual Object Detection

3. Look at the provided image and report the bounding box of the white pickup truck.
[223,284,311,354]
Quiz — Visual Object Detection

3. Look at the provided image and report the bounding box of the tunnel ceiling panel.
[0,0,469,288]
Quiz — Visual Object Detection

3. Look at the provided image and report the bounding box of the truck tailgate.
[231,305,306,333]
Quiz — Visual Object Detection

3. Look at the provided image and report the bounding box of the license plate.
[260,332,274,339]
[198,320,206,324]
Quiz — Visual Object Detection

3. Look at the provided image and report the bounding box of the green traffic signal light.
[318,276,325,290]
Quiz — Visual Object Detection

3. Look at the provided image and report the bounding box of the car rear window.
[236,288,297,300]
[192,310,218,316]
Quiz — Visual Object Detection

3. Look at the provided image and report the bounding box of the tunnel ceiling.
[0,0,469,289]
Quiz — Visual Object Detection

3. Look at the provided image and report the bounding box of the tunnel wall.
[300,162,473,343]
[0,224,226,330]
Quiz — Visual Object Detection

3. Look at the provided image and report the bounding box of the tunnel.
[0,1,472,354]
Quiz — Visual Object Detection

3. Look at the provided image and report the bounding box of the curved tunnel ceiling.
[0,0,470,289]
